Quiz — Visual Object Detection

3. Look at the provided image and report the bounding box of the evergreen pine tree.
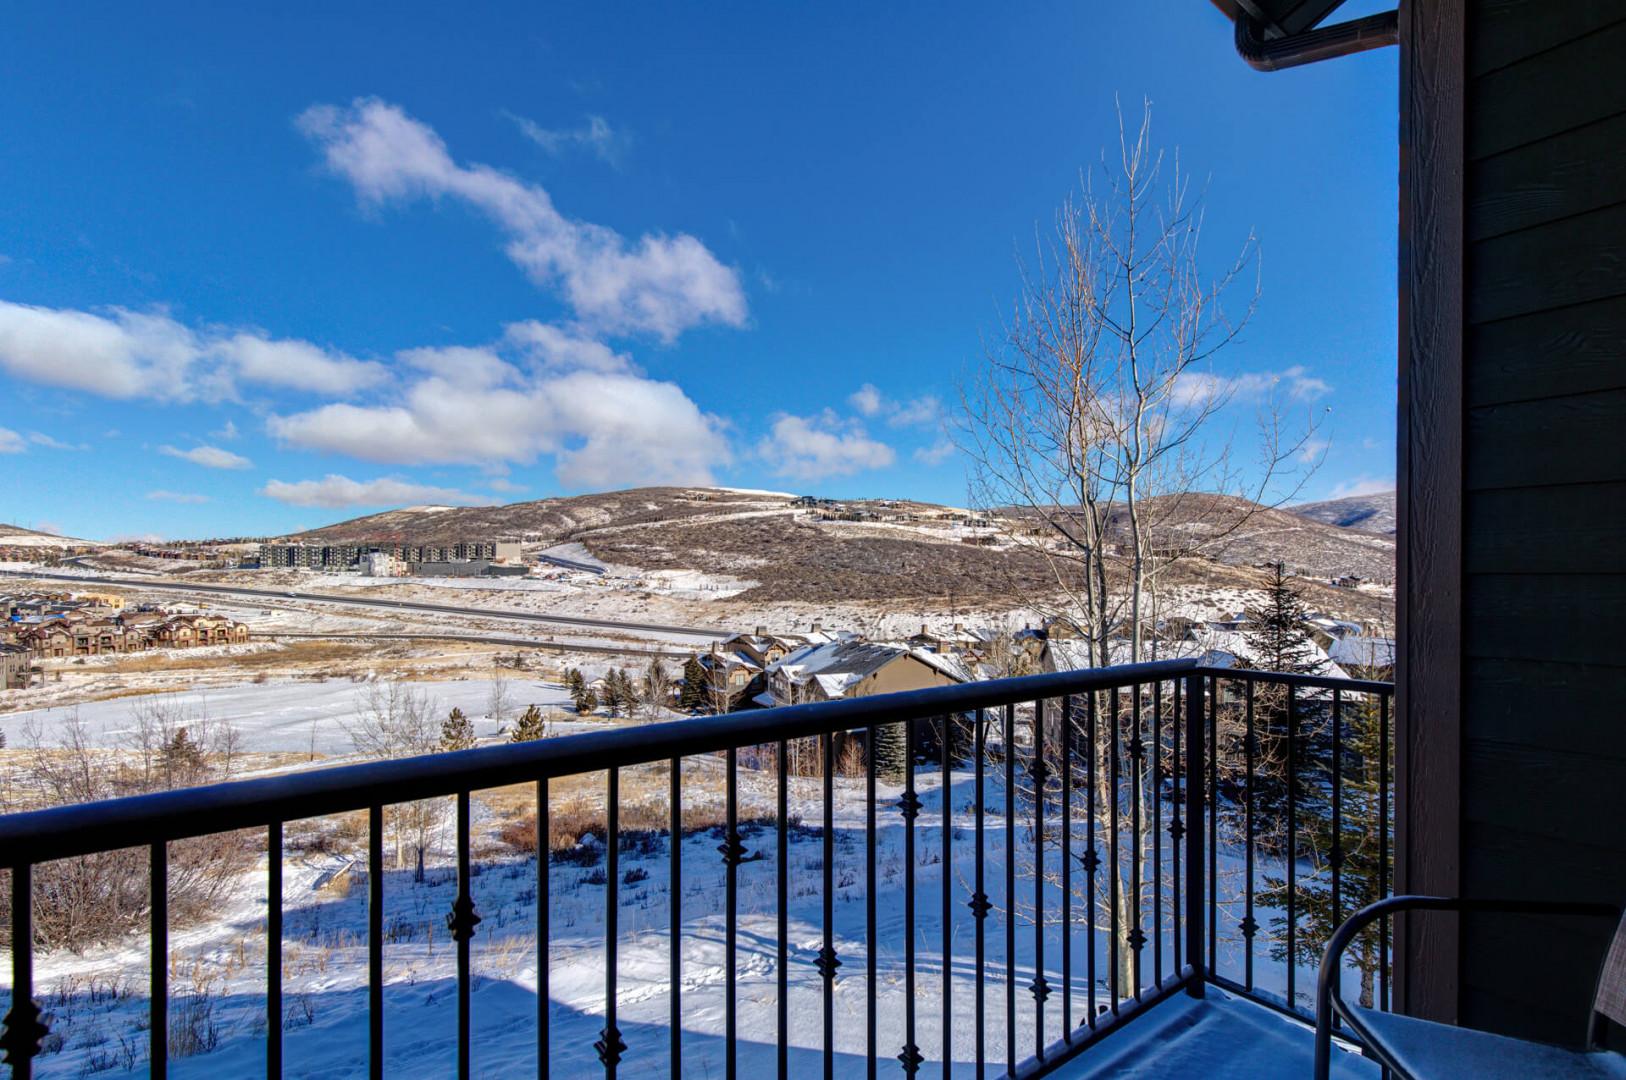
[161,725,206,786]
[1264,690,1389,1006]
[578,687,599,715]
[617,669,637,715]
[564,668,586,710]
[680,655,706,712]
[1237,562,1327,833]
[510,704,547,742]
[600,672,621,716]
[1239,562,1326,677]
[440,707,475,752]
[871,722,907,783]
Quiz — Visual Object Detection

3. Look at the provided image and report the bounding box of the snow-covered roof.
[897,647,967,682]
[1327,636,1395,670]
[813,672,863,697]
[770,639,906,681]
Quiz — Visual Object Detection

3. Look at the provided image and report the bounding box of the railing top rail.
[0,660,1390,866]
[1205,667,1394,694]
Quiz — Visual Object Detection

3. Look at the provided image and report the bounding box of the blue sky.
[0,4,1397,541]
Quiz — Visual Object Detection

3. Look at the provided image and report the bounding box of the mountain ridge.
[1291,491,1396,535]
[279,486,1394,603]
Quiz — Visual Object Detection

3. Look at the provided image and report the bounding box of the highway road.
[1,569,731,642]
[259,630,692,658]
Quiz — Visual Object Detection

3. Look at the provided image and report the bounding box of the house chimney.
[953,622,964,632]
[921,623,930,636]
[711,641,718,655]
[756,625,767,637]
[811,620,822,633]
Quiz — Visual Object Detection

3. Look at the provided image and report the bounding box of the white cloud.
[503,321,632,373]
[847,383,943,427]
[509,112,630,167]
[28,431,88,451]
[269,363,731,489]
[1298,436,1330,465]
[849,383,884,417]
[261,474,500,509]
[913,438,956,466]
[218,335,387,395]
[1171,365,1333,409]
[145,490,209,504]
[1326,474,1394,500]
[160,444,252,470]
[0,427,24,453]
[0,300,384,403]
[1285,367,1333,401]
[213,419,240,441]
[757,411,895,480]
[397,345,518,388]
[889,396,943,428]
[0,302,200,401]
[486,476,526,494]
[299,98,745,341]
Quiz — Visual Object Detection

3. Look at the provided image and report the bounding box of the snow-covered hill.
[1289,491,1396,535]
[0,522,105,548]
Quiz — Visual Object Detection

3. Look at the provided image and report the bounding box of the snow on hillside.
[1290,492,1396,535]
[0,530,105,548]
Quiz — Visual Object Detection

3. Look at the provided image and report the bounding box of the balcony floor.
[1048,987,1378,1079]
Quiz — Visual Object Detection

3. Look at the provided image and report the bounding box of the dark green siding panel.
[1464,483,1626,573]
[1463,739,1626,848]
[1470,0,1626,77]
[1462,823,1626,907]
[1468,201,1626,325]
[1468,113,1626,242]
[1461,573,1626,665]
[1466,294,1626,406]
[1470,20,1626,159]
[1464,390,1626,490]
[1461,915,1617,1044]
[1458,0,1626,1045]
[1464,658,1626,753]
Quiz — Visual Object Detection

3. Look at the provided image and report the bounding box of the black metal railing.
[0,659,1393,1078]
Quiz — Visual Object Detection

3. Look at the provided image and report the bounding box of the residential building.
[765,639,966,706]
[0,643,31,689]
[365,552,404,577]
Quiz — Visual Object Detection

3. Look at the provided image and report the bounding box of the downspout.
[1234,9,1398,71]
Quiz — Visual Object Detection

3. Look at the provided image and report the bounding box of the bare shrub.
[345,682,446,882]
[0,705,254,951]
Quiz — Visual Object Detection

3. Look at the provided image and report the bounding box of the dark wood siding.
[1457,0,1626,1044]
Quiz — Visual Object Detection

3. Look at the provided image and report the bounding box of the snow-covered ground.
[0,677,579,756]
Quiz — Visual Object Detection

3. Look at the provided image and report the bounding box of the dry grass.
[103,640,369,675]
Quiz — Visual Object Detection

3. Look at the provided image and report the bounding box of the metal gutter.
[1234,8,1399,71]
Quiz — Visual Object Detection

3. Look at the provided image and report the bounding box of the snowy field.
[0,677,580,756]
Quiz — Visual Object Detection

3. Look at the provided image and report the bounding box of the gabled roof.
[772,639,910,682]
[1327,636,1395,670]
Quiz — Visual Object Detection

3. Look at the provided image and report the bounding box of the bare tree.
[959,101,1320,669]
[639,658,673,721]
[346,682,443,882]
[959,102,1321,999]
[485,667,511,731]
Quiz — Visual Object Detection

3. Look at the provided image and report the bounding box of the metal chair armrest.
[1313,896,1621,1080]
